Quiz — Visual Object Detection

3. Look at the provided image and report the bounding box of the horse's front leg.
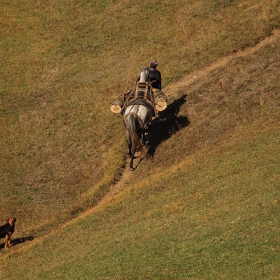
[141,131,146,146]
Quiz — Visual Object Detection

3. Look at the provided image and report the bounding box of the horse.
[123,68,155,170]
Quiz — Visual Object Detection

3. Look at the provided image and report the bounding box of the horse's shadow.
[146,94,190,156]
[0,236,34,249]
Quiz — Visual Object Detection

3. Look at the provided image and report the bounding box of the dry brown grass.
[132,32,280,181]
[0,1,280,278]
[0,0,280,252]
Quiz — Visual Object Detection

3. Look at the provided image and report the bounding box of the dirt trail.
[2,28,280,256]
[164,29,280,97]
[101,29,280,205]
[78,28,280,219]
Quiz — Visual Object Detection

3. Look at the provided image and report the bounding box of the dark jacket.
[148,68,161,90]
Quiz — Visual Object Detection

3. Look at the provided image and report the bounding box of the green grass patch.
[1,122,279,279]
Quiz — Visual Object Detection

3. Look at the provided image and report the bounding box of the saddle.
[134,82,153,100]
[110,82,167,114]
[122,82,156,115]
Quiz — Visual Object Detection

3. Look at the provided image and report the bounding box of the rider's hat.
[150,60,158,68]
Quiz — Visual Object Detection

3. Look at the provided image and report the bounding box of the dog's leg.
[4,234,10,249]
[4,234,9,248]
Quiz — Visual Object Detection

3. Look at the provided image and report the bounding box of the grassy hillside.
[1,0,280,278]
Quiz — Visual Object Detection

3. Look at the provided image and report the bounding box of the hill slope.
[1,27,280,280]
[1,0,280,235]
[1,0,280,279]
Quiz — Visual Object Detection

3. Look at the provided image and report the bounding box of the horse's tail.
[127,113,142,152]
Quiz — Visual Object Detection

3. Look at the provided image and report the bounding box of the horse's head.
[139,68,149,83]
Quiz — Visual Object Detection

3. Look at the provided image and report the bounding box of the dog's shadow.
[0,236,34,249]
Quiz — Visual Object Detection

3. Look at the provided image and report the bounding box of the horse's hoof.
[129,167,134,171]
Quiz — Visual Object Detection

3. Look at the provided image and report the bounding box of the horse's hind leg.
[127,132,132,156]
[128,142,132,157]
[127,134,134,170]
[129,149,135,171]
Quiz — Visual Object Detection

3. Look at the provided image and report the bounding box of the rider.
[136,60,162,90]
[116,60,162,113]
[148,60,161,90]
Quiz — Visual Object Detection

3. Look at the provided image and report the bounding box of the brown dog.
[0,218,16,249]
